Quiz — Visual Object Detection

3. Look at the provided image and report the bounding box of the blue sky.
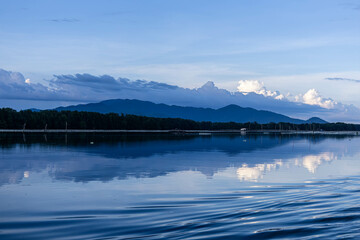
[0,0,359,119]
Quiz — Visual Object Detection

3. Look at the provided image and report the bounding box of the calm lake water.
[1,133,360,239]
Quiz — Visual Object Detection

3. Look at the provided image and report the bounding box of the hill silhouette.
[56,99,327,124]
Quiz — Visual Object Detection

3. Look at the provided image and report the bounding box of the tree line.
[0,108,359,131]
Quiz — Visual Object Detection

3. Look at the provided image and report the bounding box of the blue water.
[1,133,360,239]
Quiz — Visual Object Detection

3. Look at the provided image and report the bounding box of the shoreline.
[0,129,359,135]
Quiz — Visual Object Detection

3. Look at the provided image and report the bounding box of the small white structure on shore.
[240,128,247,132]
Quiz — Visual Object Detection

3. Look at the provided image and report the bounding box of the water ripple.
[2,177,360,239]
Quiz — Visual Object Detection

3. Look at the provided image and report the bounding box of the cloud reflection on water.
[0,134,358,185]
[237,160,283,182]
[236,152,335,182]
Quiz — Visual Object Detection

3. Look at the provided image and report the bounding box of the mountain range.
[55,99,327,124]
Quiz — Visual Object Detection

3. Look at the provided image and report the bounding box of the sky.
[0,0,359,121]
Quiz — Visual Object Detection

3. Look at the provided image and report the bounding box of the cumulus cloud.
[237,80,285,100]
[237,80,264,94]
[301,89,336,109]
[237,80,338,110]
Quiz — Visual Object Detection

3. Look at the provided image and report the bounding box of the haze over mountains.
[56,99,327,124]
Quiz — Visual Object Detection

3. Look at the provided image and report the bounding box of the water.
[1,133,360,239]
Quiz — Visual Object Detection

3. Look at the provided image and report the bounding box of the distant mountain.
[306,117,328,124]
[55,99,327,124]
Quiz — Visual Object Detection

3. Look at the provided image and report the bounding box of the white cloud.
[237,80,264,94]
[301,89,336,109]
[237,80,338,109]
[237,80,285,100]
[247,72,360,108]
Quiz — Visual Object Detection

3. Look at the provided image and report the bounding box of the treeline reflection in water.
[0,133,358,186]
[1,133,360,239]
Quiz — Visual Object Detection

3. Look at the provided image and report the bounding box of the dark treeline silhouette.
[0,108,359,131]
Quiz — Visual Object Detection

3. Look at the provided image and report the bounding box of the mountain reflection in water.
[0,133,358,185]
[1,133,360,239]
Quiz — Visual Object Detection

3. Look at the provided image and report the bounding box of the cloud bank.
[0,69,63,101]
[1,69,359,122]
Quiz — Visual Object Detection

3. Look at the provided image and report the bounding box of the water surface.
[1,133,360,239]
